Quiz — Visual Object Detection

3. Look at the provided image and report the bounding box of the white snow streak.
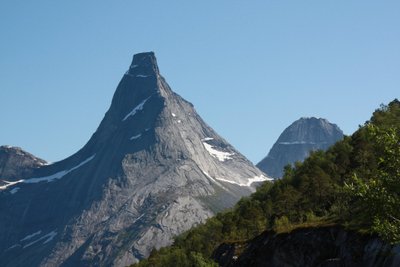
[0,155,95,190]
[122,95,152,121]
[10,187,20,194]
[201,170,228,191]
[278,141,315,145]
[171,113,176,117]
[124,72,149,78]
[130,134,142,140]
[201,170,270,187]
[246,175,272,185]
[21,231,42,242]
[215,175,270,187]
[201,137,214,141]
[23,230,57,248]
[24,155,95,184]
[43,231,57,244]
[0,180,23,190]
[132,214,145,225]
[213,177,246,186]
[201,170,215,182]
[202,142,234,162]
[5,244,20,252]
[6,230,56,251]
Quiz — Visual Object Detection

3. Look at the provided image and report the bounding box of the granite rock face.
[0,52,269,267]
[257,117,343,179]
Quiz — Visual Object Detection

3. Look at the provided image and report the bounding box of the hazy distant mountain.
[0,52,269,267]
[257,117,343,178]
[0,145,47,181]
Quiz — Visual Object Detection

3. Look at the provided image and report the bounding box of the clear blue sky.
[0,1,399,163]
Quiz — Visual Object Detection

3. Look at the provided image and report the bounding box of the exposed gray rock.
[257,117,343,178]
[0,52,269,267]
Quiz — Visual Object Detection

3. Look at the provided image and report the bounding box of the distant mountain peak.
[0,146,47,182]
[257,117,343,178]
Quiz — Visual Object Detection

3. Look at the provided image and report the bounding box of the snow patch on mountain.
[0,155,95,190]
[202,142,234,162]
[122,95,153,121]
[24,155,95,184]
[21,231,42,242]
[215,175,270,187]
[23,230,57,249]
[0,180,22,190]
[130,134,142,140]
[201,170,228,191]
[43,231,57,244]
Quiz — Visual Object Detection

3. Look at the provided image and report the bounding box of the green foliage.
[133,99,400,266]
[273,215,291,232]
[345,123,400,243]
[131,247,218,267]
[370,99,400,129]
[189,252,218,267]
[372,218,400,244]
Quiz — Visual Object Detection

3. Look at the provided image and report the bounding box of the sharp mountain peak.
[0,52,269,267]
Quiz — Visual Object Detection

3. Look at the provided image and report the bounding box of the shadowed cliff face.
[0,52,269,267]
[213,226,400,267]
[257,117,344,178]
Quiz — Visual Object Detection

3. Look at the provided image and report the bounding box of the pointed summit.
[127,52,160,77]
[0,52,269,267]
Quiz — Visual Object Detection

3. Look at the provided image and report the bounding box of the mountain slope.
[257,117,343,178]
[0,52,269,267]
[131,100,400,267]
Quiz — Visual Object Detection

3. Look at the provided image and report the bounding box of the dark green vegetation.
[132,100,400,267]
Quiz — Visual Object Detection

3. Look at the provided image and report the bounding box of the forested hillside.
[132,99,400,267]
